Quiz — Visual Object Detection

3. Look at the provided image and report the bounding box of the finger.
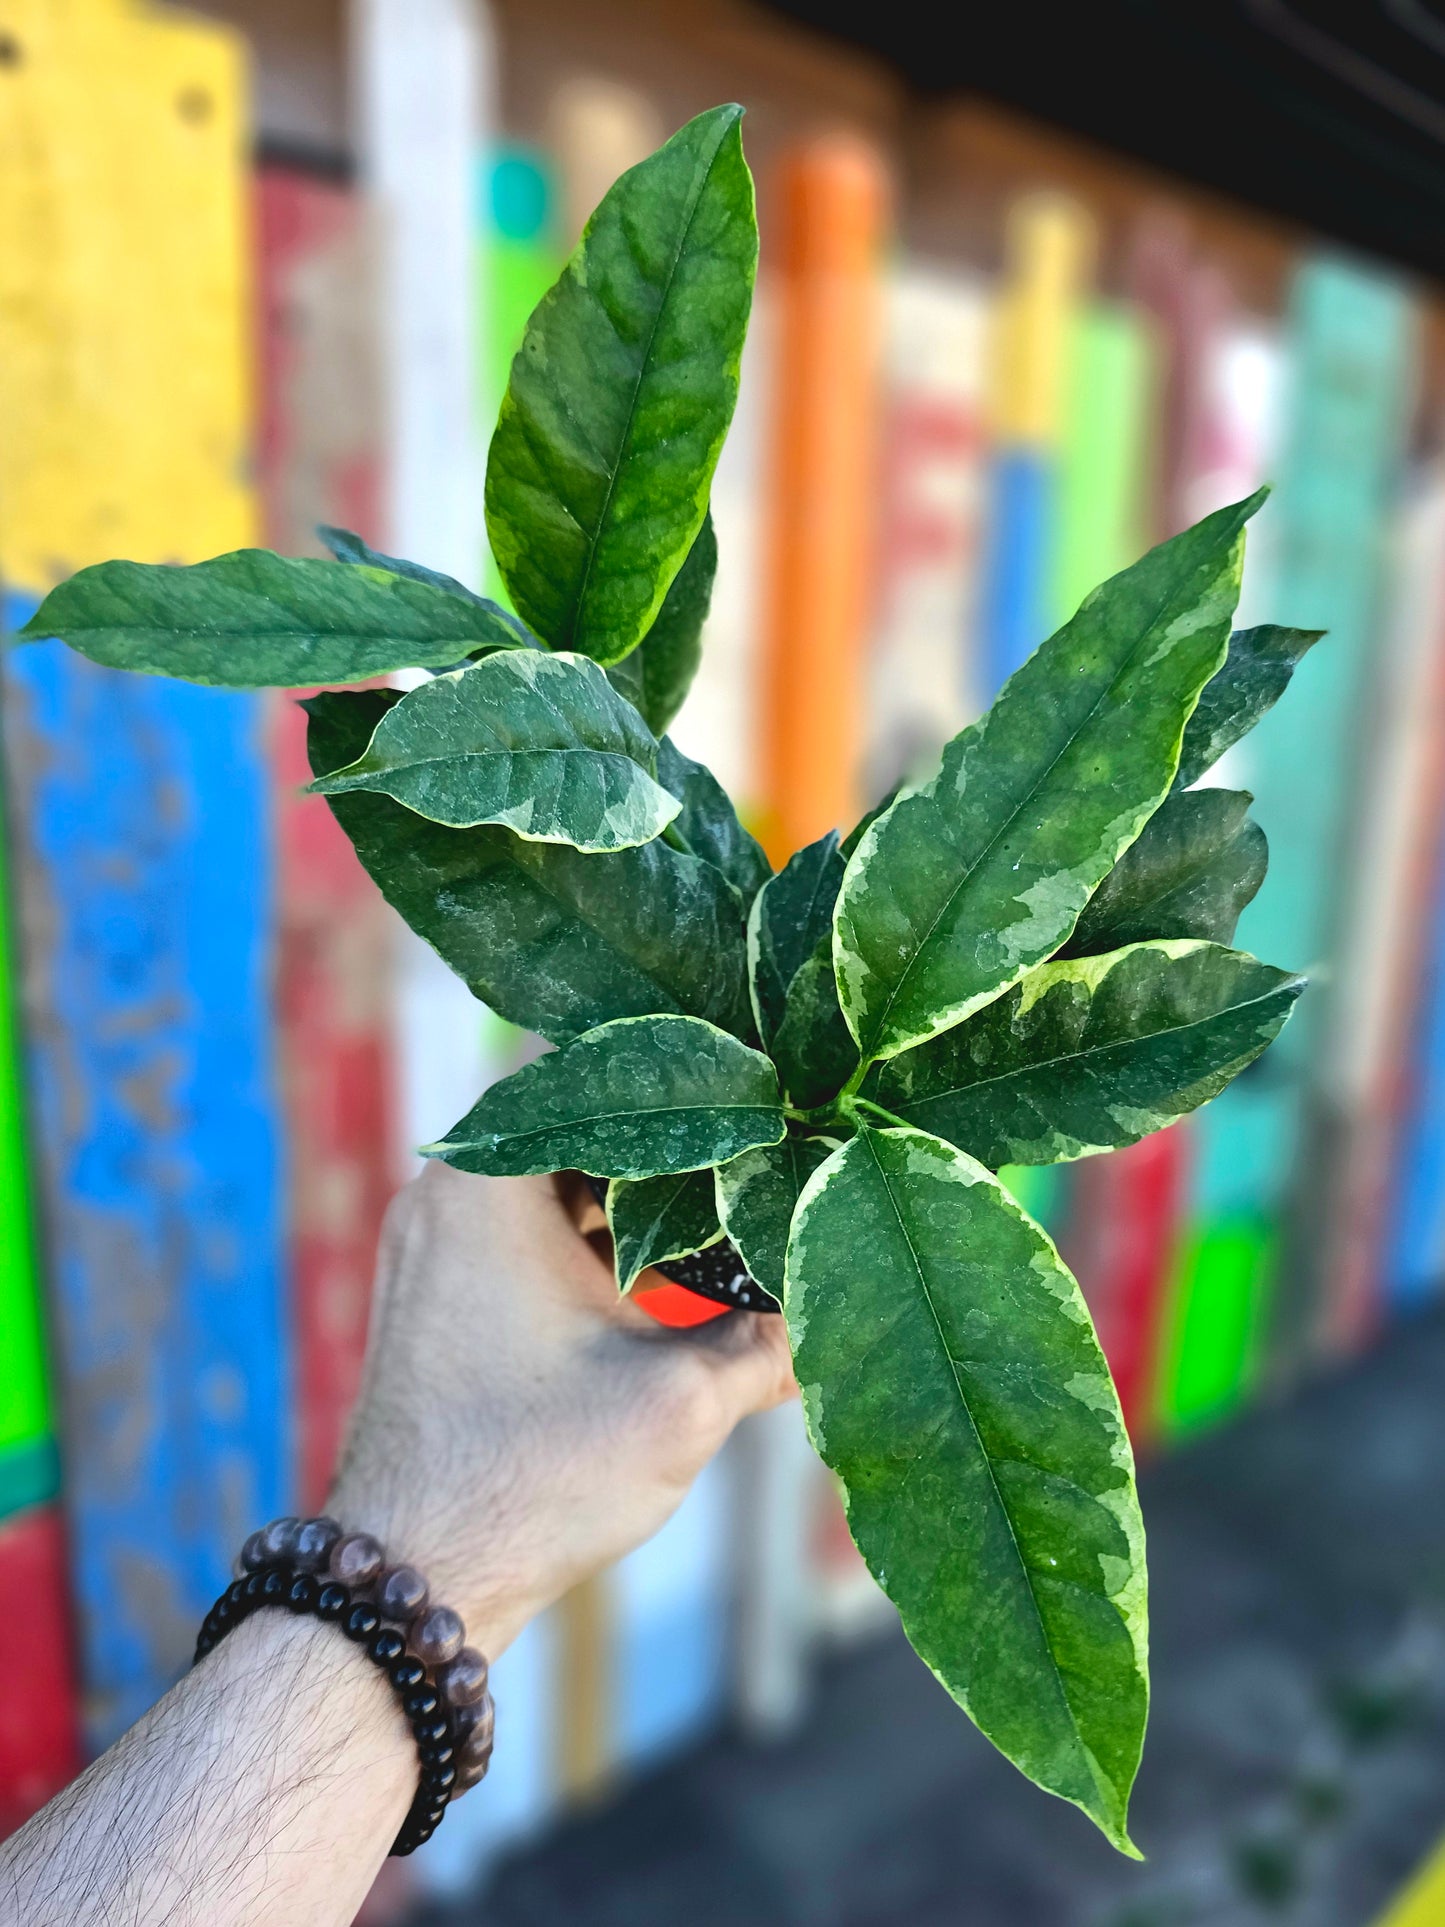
[686,1310,798,1419]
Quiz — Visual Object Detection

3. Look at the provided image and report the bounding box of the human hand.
[328,1163,796,1655]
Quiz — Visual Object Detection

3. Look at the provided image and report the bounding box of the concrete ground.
[411,1305,1445,1926]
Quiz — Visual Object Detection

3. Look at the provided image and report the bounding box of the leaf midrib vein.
[863,569,1216,1055]
[867,1135,1082,1748]
[892,981,1288,1104]
[569,118,732,647]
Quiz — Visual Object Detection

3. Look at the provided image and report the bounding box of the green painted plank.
[1159,1218,1273,1435]
[0,1435,60,1520]
[0,707,51,1463]
[1050,304,1152,628]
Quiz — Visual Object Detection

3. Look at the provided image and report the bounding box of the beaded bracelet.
[194,1516,495,1858]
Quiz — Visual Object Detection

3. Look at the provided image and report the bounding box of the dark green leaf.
[606,1169,723,1294]
[868,940,1303,1168]
[785,1125,1148,1852]
[771,936,859,1109]
[833,493,1264,1063]
[607,512,717,732]
[425,1015,784,1177]
[656,735,771,906]
[1061,788,1268,958]
[20,549,505,686]
[485,106,757,664]
[306,690,751,1042]
[310,651,677,852]
[747,832,844,1046]
[317,524,542,647]
[1175,624,1324,791]
[714,1132,833,1302]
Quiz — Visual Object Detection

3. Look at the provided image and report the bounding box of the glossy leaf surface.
[306,691,750,1042]
[714,1132,832,1302]
[1175,624,1325,790]
[1062,788,1268,958]
[426,1015,784,1178]
[310,652,677,851]
[485,107,756,664]
[20,549,501,685]
[607,513,717,732]
[748,831,844,1046]
[317,524,541,646]
[771,936,859,1109]
[607,1170,723,1293]
[657,735,771,907]
[869,940,1303,1168]
[785,1125,1148,1852]
[833,494,1262,1063]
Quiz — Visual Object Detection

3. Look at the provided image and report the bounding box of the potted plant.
[19,104,1318,1853]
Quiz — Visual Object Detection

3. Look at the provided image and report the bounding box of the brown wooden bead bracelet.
[194,1515,495,1856]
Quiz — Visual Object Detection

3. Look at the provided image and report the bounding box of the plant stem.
[851,1096,912,1131]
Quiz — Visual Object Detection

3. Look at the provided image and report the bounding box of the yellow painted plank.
[1375,1830,1445,1927]
[0,0,253,591]
[989,194,1094,450]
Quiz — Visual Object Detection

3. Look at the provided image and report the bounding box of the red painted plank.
[0,1507,82,1839]
[256,166,399,1507]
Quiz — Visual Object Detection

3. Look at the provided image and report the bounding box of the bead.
[294,1516,342,1571]
[242,1572,264,1603]
[451,1699,483,1743]
[458,1702,495,1765]
[195,1632,214,1657]
[258,1516,302,1562]
[214,1595,233,1626]
[411,1604,464,1667]
[390,1656,426,1693]
[402,1686,439,1721]
[368,1627,406,1667]
[412,1713,449,1747]
[417,1739,455,1769]
[287,1574,319,1614]
[316,1583,349,1621]
[329,1532,384,1590]
[239,1528,270,1573]
[453,1755,490,1792]
[227,1578,248,1607]
[439,1648,488,1707]
[377,1565,428,1623]
[344,1602,380,1642]
[260,1568,287,1602]
[424,1763,457,1796]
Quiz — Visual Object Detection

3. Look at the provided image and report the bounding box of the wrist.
[324,1477,531,1655]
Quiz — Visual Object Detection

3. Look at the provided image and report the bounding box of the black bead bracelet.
[194,1518,495,1859]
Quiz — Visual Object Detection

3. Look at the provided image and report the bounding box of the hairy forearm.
[0,1610,416,1927]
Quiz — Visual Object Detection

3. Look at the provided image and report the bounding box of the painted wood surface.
[0,0,284,1743]
[1161,259,1415,1432]
[977,195,1091,698]
[0,1506,81,1838]
[0,664,50,1497]
[757,135,887,864]
[255,162,398,1508]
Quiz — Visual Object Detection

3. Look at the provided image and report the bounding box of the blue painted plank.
[1389,839,1445,1310]
[3,599,288,1742]
[977,447,1054,700]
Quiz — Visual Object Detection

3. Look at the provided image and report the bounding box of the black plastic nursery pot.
[580,1172,780,1319]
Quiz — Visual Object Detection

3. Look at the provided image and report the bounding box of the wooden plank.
[1176,259,1416,1420]
[757,133,887,863]
[0,655,50,1487]
[977,195,1091,698]
[255,162,398,1510]
[0,2,284,1742]
[0,1506,81,1838]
